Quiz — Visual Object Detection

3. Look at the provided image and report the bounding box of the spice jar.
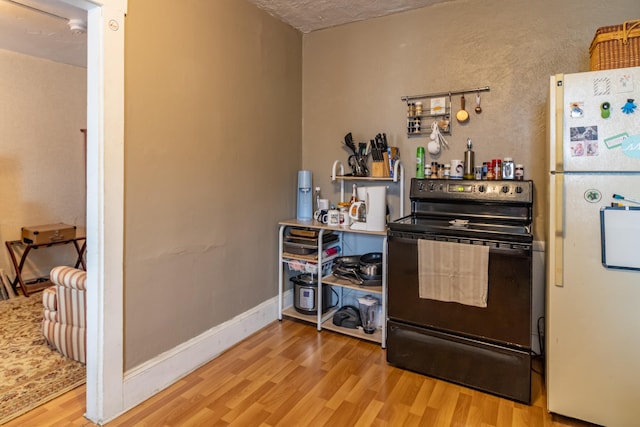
[408,102,415,117]
[444,164,451,179]
[413,116,421,133]
[502,157,515,180]
[493,159,502,180]
[515,164,525,180]
[487,161,496,180]
[474,166,483,180]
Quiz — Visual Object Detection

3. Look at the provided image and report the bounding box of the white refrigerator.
[547,66,640,426]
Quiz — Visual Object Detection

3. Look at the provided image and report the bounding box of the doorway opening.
[45,0,126,423]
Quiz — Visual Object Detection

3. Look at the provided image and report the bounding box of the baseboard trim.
[120,293,280,415]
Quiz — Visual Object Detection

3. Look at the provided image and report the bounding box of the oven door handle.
[389,233,531,255]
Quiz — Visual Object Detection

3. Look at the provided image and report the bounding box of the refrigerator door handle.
[553,173,564,287]
[553,74,564,173]
[552,74,565,287]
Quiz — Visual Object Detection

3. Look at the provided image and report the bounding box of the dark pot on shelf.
[333,255,361,269]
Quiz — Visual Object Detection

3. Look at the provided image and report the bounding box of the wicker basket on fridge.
[589,19,640,70]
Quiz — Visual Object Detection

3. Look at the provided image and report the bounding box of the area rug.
[0,294,85,425]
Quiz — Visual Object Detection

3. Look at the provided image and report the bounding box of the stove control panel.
[412,179,533,203]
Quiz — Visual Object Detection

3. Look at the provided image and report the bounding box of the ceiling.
[0,0,450,68]
[245,0,452,33]
[0,0,87,67]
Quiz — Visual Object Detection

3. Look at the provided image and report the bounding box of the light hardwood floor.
[5,320,596,426]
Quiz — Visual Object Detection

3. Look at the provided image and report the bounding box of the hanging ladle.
[475,92,482,114]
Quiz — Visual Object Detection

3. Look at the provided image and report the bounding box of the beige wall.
[0,49,86,281]
[302,0,639,241]
[123,0,302,368]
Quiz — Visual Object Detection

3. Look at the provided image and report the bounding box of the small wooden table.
[5,237,86,297]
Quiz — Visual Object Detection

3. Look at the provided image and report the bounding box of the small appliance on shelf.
[348,186,386,232]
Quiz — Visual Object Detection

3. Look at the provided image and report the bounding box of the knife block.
[371,153,391,178]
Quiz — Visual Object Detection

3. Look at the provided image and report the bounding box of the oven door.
[387,232,532,349]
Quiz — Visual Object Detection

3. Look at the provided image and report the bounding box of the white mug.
[339,208,351,227]
[327,209,340,226]
[314,209,328,223]
[450,159,464,179]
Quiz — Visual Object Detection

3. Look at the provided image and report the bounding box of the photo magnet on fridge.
[569,102,584,118]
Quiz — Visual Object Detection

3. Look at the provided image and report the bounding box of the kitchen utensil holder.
[348,154,369,177]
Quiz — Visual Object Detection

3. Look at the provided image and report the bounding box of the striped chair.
[42,266,87,364]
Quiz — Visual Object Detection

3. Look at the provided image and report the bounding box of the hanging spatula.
[343,132,357,155]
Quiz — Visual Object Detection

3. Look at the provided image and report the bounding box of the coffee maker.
[349,186,386,232]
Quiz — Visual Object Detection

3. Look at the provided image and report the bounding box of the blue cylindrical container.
[297,170,313,221]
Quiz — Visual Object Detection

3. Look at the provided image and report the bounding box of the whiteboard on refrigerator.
[600,207,640,270]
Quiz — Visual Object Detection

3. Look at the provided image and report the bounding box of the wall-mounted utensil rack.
[401,86,490,138]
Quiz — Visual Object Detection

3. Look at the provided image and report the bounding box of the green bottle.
[416,146,425,178]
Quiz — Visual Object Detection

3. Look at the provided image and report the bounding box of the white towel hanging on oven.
[418,239,489,308]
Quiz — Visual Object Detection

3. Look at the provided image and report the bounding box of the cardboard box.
[22,223,77,245]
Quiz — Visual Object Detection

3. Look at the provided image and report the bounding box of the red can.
[487,160,495,180]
